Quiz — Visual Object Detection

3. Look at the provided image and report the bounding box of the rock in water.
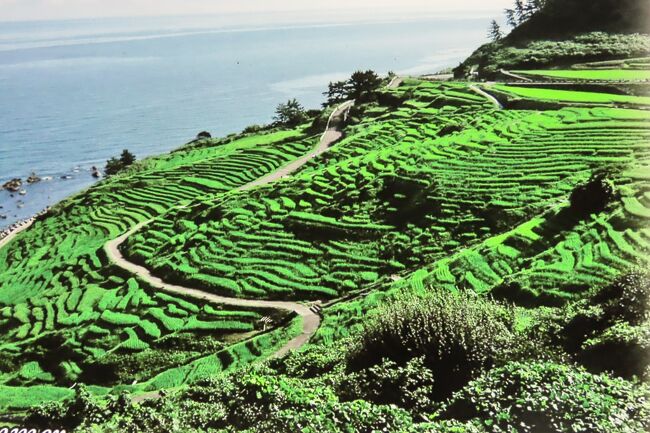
[26,172,41,183]
[2,178,22,192]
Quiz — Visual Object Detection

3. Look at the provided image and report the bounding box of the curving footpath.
[499,69,533,82]
[239,100,354,191]
[470,84,504,109]
[105,100,354,367]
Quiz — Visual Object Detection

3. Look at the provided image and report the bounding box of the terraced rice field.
[512,69,650,81]
[125,79,650,309]
[573,57,650,70]
[1,75,649,414]
[491,84,650,105]
[0,126,318,409]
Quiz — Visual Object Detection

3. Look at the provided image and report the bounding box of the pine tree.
[514,0,526,23]
[323,80,351,106]
[348,70,382,100]
[119,149,136,167]
[488,20,504,41]
[505,8,517,27]
[274,98,307,127]
[104,157,122,176]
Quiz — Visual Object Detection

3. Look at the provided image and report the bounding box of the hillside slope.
[456,0,650,77]
[1,14,650,433]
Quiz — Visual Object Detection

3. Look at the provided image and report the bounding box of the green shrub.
[337,357,436,415]
[274,339,348,378]
[441,361,650,433]
[348,288,517,399]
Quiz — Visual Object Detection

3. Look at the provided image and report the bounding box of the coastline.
[0,208,47,249]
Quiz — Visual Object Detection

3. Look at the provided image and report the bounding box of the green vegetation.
[458,32,650,78]
[456,0,650,78]
[323,70,383,106]
[1,73,648,430]
[273,98,308,128]
[1,3,650,430]
[513,68,650,81]
[491,83,650,105]
[0,123,319,415]
[105,149,136,176]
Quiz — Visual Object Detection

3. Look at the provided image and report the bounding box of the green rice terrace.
[1,61,650,431]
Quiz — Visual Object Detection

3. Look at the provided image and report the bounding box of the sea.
[0,11,496,229]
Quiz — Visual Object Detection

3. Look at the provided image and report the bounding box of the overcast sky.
[0,0,514,22]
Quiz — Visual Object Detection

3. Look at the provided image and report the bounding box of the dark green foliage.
[513,267,650,382]
[348,70,383,101]
[488,20,503,42]
[105,149,136,176]
[441,361,650,433]
[457,32,650,78]
[508,0,650,40]
[324,70,382,105]
[104,157,122,176]
[274,340,348,378]
[337,357,437,415]
[120,149,136,167]
[323,80,351,106]
[348,288,517,399]
[559,267,650,378]
[27,384,101,430]
[274,98,308,127]
[457,0,650,78]
[61,365,416,433]
[569,174,615,217]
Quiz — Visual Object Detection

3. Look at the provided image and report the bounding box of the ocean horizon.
[0,12,495,229]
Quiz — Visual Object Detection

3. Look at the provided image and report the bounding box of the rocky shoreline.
[0,207,48,244]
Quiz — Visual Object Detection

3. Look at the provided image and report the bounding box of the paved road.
[106,100,354,373]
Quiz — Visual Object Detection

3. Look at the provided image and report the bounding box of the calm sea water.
[0,13,492,229]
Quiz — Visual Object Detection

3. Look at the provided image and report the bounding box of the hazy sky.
[0,0,514,22]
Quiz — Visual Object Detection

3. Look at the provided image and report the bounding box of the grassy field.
[513,69,650,81]
[0,124,317,411]
[491,83,650,105]
[1,71,649,431]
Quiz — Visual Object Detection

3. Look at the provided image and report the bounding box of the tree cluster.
[323,70,382,106]
[504,0,547,28]
[274,98,308,128]
[105,149,136,176]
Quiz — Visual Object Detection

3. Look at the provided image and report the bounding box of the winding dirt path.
[239,100,354,191]
[500,69,533,82]
[470,84,503,109]
[106,224,321,354]
[106,100,354,367]
[386,76,403,89]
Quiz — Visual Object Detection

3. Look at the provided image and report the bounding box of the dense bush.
[441,361,650,433]
[519,267,650,379]
[61,365,416,433]
[347,288,518,399]
[569,173,615,217]
[273,339,348,378]
[337,357,437,415]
